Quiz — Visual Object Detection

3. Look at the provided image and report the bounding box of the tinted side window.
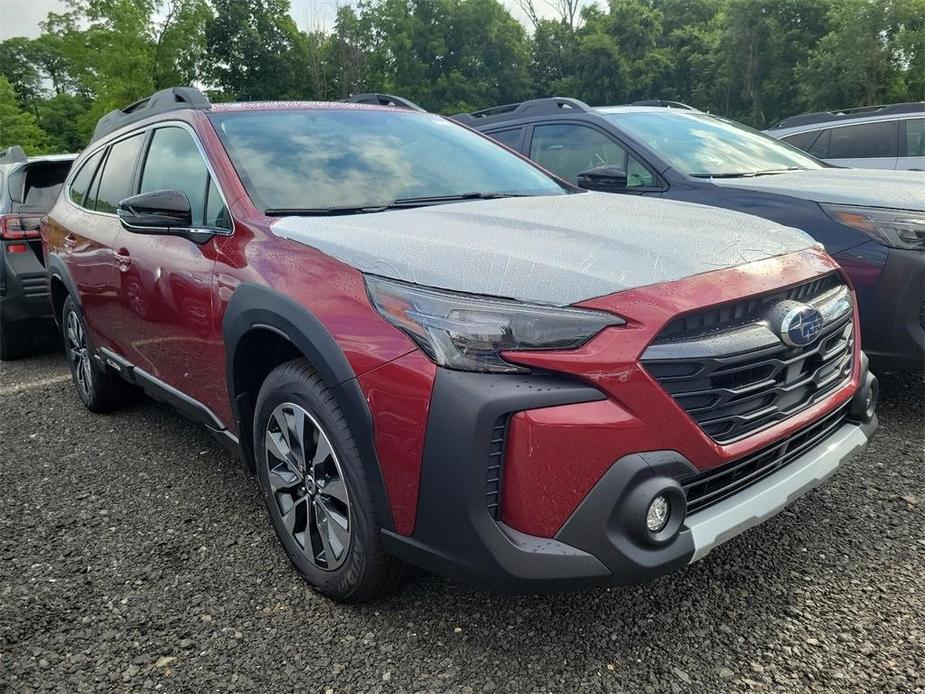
[905,119,924,157]
[781,130,821,152]
[487,128,523,151]
[828,121,898,159]
[95,134,145,213]
[529,124,653,187]
[140,127,220,227]
[68,150,104,207]
[808,129,830,158]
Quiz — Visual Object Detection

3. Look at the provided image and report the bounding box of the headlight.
[366,276,623,373]
[821,203,925,250]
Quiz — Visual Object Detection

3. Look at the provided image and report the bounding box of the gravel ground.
[1,342,922,694]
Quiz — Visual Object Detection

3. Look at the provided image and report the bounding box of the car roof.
[209,101,427,114]
[767,110,923,137]
[595,105,704,116]
[767,102,924,135]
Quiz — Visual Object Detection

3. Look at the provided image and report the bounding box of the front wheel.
[253,358,405,602]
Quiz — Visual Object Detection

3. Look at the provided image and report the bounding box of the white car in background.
[765,102,924,171]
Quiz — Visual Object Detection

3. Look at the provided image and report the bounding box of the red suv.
[44,88,879,602]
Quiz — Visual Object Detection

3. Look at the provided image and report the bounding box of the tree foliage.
[0,0,922,153]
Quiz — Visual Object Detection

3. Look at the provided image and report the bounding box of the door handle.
[114,248,132,271]
[63,234,77,252]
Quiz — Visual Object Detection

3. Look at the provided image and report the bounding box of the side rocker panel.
[222,283,396,532]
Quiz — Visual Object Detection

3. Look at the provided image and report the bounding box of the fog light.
[646,495,670,533]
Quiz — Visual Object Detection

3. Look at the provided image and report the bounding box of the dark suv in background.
[0,146,75,359]
[455,98,925,372]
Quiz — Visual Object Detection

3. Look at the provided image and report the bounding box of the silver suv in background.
[765,102,924,171]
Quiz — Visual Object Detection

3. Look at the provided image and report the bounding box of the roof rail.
[769,101,925,130]
[91,87,212,143]
[0,145,28,165]
[630,99,697,110]
[340,93,425,112]
[450,97,592,126]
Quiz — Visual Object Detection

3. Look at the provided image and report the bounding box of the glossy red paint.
[500,248,861,538]
[358,351,437,535]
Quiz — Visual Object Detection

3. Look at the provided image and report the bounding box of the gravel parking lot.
[1,341,922,693]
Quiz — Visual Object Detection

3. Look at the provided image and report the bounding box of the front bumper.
[382,364,878,592]
[838,244,924,372]
[685,416,876,563]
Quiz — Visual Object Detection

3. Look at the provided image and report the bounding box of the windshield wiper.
[265,192,533,216]
[264,205,390,216]
[691,167,807,179]
[388,192,533,207]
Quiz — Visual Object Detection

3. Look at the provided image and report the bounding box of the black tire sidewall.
[253,363,378,600]
[62,296,97,408]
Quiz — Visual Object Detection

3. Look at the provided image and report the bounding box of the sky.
[0,0,555,41]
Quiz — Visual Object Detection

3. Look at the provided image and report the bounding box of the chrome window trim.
[64,119,235,236]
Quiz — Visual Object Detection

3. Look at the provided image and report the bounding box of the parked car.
[765,102,924,170]
[0,146,76,359]
[455,98,925,372]
[44,87,878,602]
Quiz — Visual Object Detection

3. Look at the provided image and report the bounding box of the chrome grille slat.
[643,277,855,444]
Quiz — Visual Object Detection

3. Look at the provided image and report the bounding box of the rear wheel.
[253,358,405,602]
[0,319,34,360]
[62,295,136,412]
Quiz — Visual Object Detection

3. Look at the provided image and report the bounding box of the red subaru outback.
[44,88,878,602]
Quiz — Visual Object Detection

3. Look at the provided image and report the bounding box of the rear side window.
[68,150,104,208]
[487,128,524,151]
[16,161,74,212]
[827,121,898,159]
[94,134,145,213]
[905,119,924,157]
[140,127,221,228]
[781,130,821,152]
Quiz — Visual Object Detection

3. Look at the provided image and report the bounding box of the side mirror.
[577,165,628,193]
[117,190,213,244]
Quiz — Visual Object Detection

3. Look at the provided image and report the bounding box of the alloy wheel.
[65,310,92,399]
[265,402,352,570]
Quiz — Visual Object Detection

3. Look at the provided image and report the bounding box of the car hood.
[270,192,815,305]
[711,168,925,210]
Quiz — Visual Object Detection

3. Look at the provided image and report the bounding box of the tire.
[61,295,136,412]
[253,358,406,602]
[0,319,34,360]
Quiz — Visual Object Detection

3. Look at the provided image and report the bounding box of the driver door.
[111,124,232,414]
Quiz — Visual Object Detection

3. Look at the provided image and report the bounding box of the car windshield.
[210,109,568,213]
[601,111,823,177]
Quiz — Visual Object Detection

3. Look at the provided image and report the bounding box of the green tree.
[797,0,925,110]
[206,0,309,100]
[0,76,49,153]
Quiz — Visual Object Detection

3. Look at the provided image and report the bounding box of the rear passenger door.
[899,118,925,170]
[524,122,660,193]
[62,134,145,350]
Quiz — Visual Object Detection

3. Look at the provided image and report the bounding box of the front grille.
[486,415,510,520]
[682,404,849,515]
[657,274,842,343]
[643,277,854,444]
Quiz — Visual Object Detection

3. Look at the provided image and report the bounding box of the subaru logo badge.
[778,303,824,347]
